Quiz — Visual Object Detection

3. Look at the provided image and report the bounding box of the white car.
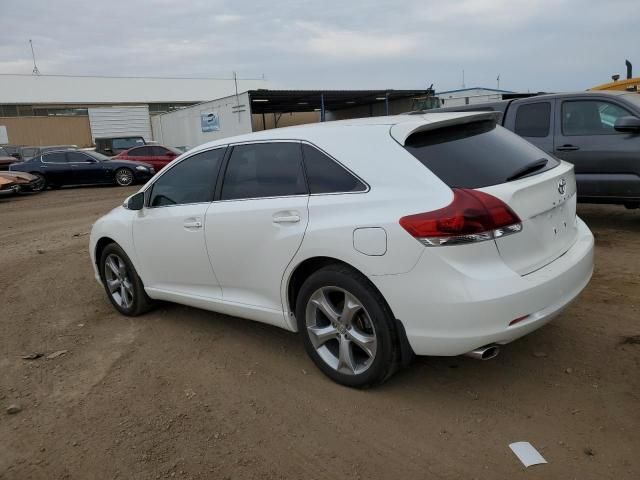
[89,112,594,387]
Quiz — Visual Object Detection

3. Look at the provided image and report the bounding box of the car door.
[67,151,107,184]
[554,97,640,200]
[204,141,309,314]
[40,151,71,185]
[507,99,555,152]
[132,147,226,298]
[126,146,154,167]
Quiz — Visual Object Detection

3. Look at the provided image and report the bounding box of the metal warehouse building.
[0,74,269,147]
[0,73,432,149]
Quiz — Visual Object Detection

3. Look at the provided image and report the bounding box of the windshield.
[85,150,111,162]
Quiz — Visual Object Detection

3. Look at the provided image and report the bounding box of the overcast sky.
[0,0,637,93]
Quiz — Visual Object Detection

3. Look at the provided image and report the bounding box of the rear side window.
[404,120,558,189]
[221,142,306,200]
[129,147,152,157]
[150,148,224,207]
[42,152,67,163]
[514,102,551,137]
[302,144,366,194]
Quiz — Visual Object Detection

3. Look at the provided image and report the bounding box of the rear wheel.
[296,264,398,388]
[115,168,134,186]
[99,243,153,316]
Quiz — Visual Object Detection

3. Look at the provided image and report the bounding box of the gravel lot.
[1,186,639,479]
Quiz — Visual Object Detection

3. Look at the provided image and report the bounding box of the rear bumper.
[371,217,594,356]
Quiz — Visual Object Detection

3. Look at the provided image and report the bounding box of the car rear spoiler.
[390,111,502,146]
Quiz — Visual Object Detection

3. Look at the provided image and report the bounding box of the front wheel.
[296,264,398,388]
[99,243,153,316]
[115,168,134,186]
[29,172,47,192]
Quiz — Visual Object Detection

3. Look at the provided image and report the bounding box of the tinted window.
[404,120,558,189]
[112,138,145,150]
[221,143,306,200]
[42,152,67,163]
[151,146,171,156]
[302,144,366,194]
[22,148,39,158]
[67,152,91,162]
[150,148,224,207]
[128,147,152,157]
[562,100,631,136]
[514,102,551,137]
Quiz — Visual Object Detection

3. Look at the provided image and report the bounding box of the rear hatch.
[397,115,578,275]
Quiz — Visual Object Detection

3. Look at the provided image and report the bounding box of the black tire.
[99,243,153,316]
[115,167,134,186]
[29,172,47,192]
[296,264,399,388]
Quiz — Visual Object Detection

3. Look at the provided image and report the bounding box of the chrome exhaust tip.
[465,344,500,360]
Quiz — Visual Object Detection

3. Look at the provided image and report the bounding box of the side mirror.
[123,192,145,211]
[614,115,640,133]
[10,153,20,159]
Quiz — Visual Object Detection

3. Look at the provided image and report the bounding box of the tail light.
[399,188,522,246]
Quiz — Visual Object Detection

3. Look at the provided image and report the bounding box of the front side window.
[221,142,306,200]
[67,152,92,163]
[302,144,366,194]
[42,152,67,163]
[514,102,551,137]
[562,100,631,136]
[149,148,224,207]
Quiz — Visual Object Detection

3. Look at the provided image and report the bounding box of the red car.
[113,145,182,171]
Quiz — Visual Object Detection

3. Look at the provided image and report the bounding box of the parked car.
[14,145,78,162]
[113,145,182,171]
[90,112,594,387]
[95,136,146,156]
[9,150,154,189]
[0,175,20,196]
[0,146,17,170]
[0,171,45,193]
[434,90,640,208]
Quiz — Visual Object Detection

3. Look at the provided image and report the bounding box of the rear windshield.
[404,120,558,188]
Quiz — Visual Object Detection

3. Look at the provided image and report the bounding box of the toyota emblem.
[558,178,567,195]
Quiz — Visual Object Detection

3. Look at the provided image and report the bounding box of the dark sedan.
[8,150,155,190]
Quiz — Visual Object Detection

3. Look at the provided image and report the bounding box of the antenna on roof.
[461,69,465,89]
[497,74,500,90]
[29,39,41,75]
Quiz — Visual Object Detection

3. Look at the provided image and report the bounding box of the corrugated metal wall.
[0,116,93,147]
[88,106,152,141]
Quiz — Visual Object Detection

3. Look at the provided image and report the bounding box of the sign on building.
[201,111,220,132]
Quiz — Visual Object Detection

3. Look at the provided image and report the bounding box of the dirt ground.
[1,186,638,480]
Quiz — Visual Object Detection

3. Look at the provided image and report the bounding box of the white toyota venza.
[90,112,594,387]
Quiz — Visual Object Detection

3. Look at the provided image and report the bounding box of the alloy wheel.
[115,168,133,186]
[104,253,134,309]
[305,286,377,375]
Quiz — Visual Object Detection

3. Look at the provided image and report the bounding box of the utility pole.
[30,39,40,75]
[497,74,500,90]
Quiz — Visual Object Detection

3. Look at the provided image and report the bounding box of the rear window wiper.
[506,158,548,182]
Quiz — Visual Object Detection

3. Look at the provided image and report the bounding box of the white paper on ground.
[509,442,548,467]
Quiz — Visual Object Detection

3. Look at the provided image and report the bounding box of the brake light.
[399,188,522,246]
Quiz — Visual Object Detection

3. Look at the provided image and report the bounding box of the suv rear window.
[404,120,558,189]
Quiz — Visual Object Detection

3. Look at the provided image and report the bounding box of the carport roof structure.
[247,89,430,114]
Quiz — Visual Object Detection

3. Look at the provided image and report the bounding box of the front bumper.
[371,217,594,356]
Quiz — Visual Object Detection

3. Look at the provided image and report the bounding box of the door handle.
[183,219,203,229]
[273,214,300,224]
[556,144,580,151]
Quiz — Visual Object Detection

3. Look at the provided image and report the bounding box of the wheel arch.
[285,255,415,366]
[94,236,118,277]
